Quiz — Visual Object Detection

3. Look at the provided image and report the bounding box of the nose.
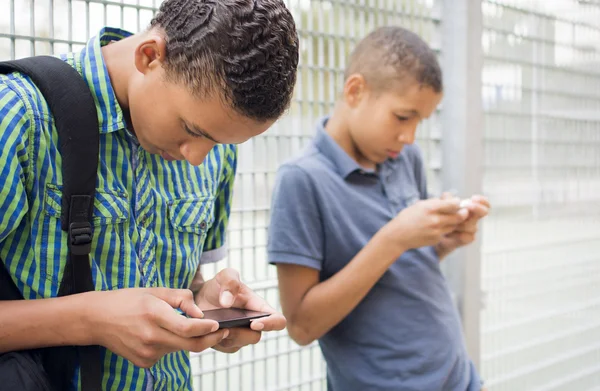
[398,128,417,145]
[180,139,215,166]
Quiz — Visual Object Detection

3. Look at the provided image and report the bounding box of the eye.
[396,115,410,122]
[183,123,203,139]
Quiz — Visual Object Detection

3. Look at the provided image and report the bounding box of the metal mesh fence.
[0,0,440,390]
[4,0,600,390]
[199,1,441,389]
[480,1,600,390]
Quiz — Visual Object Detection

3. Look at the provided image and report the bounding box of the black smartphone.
[202,308,270,329]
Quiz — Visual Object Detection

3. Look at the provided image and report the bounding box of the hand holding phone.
[202,308,270,329]
[459,198,472,209]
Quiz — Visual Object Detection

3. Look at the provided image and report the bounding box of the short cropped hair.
[345,26,442,93]
[150,0,299,121]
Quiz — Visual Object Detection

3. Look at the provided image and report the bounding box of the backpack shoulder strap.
[0,55,99,238]
[0,55,101,390]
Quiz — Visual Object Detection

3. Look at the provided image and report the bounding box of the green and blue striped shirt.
[0,27,235,390]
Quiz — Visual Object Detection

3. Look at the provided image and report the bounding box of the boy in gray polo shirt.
[268,27,490,391]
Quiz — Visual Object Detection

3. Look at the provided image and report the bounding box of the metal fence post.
[440,0,484,369]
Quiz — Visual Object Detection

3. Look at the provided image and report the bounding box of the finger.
[455,221,478,234]
[250,312,287,332]
[216,327,262,349]
[457,231,475,244]
[449,230,475,244]
[212,344,241,354]
[149,288,204,319]
[187,329,230,353]
[153,303,220,338]
[229,284,276,315]
[223,284,286,332]
[215,268,242,308]
[455,214,481,231]
[229,291,286,331]
[140,325,227,356]
[440,192,455,200]
[466,202,489,219]
[471,195,491,209]
[439,208,469,227]
[428,198,461,214]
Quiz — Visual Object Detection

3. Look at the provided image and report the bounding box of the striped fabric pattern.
[0,27,236,390]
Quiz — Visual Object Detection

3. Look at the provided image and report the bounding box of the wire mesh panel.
[200,1,442,390]
[0,0,441,390]
[480,1,600,390]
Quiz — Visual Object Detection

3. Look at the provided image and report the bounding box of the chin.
[136,138,156,154]
[373,155,388,164]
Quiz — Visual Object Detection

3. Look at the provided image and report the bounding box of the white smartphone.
[459,198,472,209]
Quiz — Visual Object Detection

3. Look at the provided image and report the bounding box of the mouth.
[386,150,401,159]
[160,151,178,161]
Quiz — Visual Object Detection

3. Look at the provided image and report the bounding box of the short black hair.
[345,26,442,93]
[150,0,299,121]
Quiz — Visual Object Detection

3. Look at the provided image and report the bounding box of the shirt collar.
[73,27,133,134]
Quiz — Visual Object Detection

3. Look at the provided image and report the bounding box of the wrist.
[78,291,105,346]
[192,282,205,298]
[434,240,456,259]
[373,226,409,258]
[190,271,206,299]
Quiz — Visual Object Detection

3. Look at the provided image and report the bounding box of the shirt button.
[200,221,207,230]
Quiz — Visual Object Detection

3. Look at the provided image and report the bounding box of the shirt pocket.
[42,184,130,290]
[164,197,215,286]
[388,185,421,214]
[401,189,420,208]
[168,197,215,237]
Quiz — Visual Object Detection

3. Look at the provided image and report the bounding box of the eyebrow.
[183,120,221,144]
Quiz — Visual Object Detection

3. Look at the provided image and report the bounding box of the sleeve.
[0,84,31,245]
[267,164,324,271]
[200,144,237,264]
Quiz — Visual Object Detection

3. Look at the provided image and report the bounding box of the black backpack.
[0,56,103,390]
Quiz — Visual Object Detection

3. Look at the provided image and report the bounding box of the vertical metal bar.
[68,0,73,52]
[30,0,35,55]
[103,1,107,31]
[212,350,216,391]
[85,0,90,39]
[249,343,254,391]
[440,0,484,369]
[317,2,324,118]
[49,0,54,54]
[531,12,540,218]
[225,352,229,391]
[328,0,335,108]
[307,0,314,134]
[137,0,141,33]
[10,0,15,59]
[262,341,270,386]
[120,1,124,29]
[337,1,345,94]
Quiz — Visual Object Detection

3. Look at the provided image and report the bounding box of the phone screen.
[202,308,270,329]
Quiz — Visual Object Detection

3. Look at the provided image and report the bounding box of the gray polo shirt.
[268,117,482,391]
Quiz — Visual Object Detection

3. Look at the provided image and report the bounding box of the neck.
[325,103,376,170]
[101,34,140,112]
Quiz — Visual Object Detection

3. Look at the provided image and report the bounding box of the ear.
[343,74,368,108]
[134,33,167,75]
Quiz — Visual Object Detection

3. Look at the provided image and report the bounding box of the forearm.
[190,270,205,298]
[434,241,458,261]
[287,233,403,345]
[0,293,94,353]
